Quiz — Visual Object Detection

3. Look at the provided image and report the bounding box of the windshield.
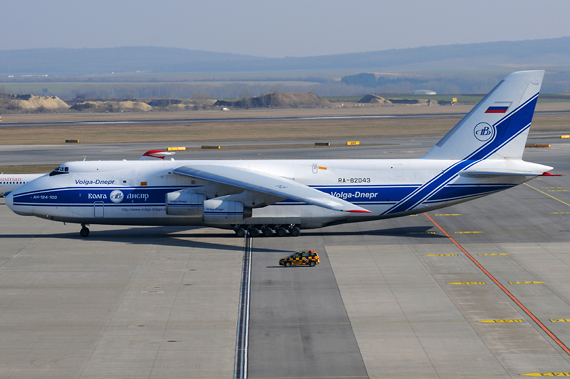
[49,165,69,176]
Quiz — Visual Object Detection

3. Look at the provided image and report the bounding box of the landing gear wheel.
[263,227,274,237]
[250,227,261,237]
[284,262,291,267]
[277,227,288,237]
[80,226,90,237]
[309,261,316,267]
[290,226,301,237]
[236,228,246,238]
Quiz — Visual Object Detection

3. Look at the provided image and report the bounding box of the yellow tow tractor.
[279,250,320,267]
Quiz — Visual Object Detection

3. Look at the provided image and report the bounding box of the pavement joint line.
[525,183,570,207]
[424,213,570,357]
[234,233,252,379]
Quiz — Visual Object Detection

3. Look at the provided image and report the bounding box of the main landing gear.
[80,224,90,237]
[234,224,301,237]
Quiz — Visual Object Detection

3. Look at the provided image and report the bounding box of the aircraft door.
[94,201,104,218]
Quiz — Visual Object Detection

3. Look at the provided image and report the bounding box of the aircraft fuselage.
[6,158,541,229]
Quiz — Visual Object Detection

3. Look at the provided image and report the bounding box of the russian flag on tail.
[485,105,509,114]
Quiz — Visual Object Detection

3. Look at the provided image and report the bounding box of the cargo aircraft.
[6,71,554,237]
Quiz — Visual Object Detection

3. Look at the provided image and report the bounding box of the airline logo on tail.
[474,122,495,141]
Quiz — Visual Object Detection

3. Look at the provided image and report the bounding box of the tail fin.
[423,70,544,161]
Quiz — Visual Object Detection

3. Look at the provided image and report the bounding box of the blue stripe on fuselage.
[13,182,518,211]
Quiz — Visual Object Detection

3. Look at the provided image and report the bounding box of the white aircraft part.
[173,165,372,214]
[203,199,250,224]
[165,191,206,216]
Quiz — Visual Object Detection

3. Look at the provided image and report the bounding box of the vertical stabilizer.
[423,70,544,161]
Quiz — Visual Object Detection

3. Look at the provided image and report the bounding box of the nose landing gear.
[80,224,90,237]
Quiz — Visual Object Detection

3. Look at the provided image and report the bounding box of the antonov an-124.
[6,71,555,238]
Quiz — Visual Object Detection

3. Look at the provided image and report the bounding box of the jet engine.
[203,199,252,224]
[165,191,251,223]
[165,191,206,216]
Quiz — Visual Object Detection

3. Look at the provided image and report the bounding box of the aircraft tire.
[262,227,274,237]
[80,227,90,237]
[290,226,301,237]
[277,227,288,237]
[235,228,246,237]
[250,227,261,237]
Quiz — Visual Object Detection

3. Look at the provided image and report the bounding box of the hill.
[214,92,331,109]
[1,37,570,76]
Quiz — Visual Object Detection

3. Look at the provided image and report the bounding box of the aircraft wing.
[173,165,372,213]
[460,170,541,177]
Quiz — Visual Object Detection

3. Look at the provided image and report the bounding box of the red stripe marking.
[424,213,570,356]
[485,109,508,113]
[347,209,372,213]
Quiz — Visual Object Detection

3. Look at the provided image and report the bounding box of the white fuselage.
[6,158,544,230]
[0,173,45,197]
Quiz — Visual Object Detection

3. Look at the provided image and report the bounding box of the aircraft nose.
[5,192,13,210]
[5,191,33,216]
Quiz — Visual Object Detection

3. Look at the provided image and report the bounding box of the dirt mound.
[71,101,152,112]
[146,99,182,107]
[3,94,69,111]
[358,94,392,105]
[214,92,331,109]
[147,98,217,111]
[388,98,434,105]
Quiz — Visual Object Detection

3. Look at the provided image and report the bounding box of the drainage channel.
[234,233,252,379]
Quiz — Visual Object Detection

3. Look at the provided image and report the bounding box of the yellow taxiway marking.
[425,254,458,256]
[551,319,570,322]
[552,212,570,214]
[525,184,570,207]
[478,319,524,323]
[448,282,486,285]
[508,281,545,284]
[406,231,437,234]
[434,213,462,216]
[549,190,569,192]
[478,253,510,256]
[542,187,564,189]
[454,231,483,234]
[523,373,570,377]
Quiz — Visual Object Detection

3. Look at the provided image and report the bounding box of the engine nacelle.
[165,191,206,216]
[203,199,252,224]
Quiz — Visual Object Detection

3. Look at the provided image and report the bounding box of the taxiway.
[2,137,570,378]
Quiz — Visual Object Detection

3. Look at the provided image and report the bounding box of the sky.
[3,0,570,58]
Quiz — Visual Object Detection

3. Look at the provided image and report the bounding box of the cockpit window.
[49,165,70,176]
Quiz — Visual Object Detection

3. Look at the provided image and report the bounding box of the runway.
[2,138,570,378]
[1,110,569,128]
